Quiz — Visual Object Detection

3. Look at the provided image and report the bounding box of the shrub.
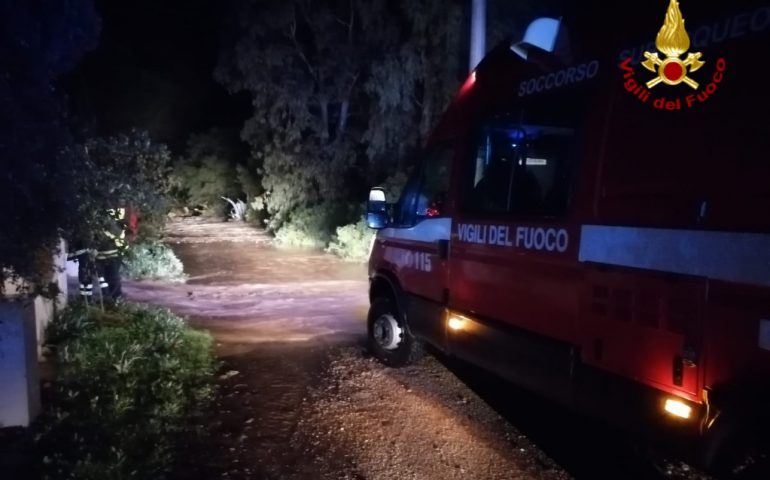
[45,301,96,346]
[37,302,216,480]
[244,196,265,224]
[272,172,409,253]
[273,202,347,249]
[324,171,408,261]
[326,219,374,262]
[171,128,246,219]
[122,242,185,281]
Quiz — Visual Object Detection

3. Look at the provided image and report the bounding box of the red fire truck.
[365,0,770,474]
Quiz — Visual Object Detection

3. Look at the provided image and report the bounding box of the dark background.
[63,0,250,152]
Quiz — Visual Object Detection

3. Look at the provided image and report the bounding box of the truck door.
[446,112,584,401]
[373,146,454,348]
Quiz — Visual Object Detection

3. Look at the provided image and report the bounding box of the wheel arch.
[369,269,408,316]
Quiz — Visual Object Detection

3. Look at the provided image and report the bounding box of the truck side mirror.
[366,188,388,229]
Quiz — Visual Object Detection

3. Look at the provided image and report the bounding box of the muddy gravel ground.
[123,218,711,480]
[288,348,570,480]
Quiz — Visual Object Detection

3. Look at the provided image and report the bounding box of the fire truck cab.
[365,0,770,473]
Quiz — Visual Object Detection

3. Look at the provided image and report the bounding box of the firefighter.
[96,208,128,301]
[68,245,96,299]
[69,208,129,301]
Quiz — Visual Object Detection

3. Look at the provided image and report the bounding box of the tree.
[172,128,244,217]
[80,130,173,243]
[216,0,465,239]
[362,0,464,171]
[0,0,100,291]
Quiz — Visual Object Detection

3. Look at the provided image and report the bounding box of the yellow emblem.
[642,0,705,89]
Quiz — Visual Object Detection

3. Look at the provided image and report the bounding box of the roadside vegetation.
[211,0,465,259]
[124,1,561,263]
[36,302,217,480]
[204,0,559,260]
[122,242,186,281]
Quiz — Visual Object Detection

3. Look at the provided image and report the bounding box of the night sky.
[63,0,250,152]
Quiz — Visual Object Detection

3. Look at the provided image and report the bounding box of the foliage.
[273,202,348,248]
[244,197,265,224]
[172,128,249,218]
[326,218,373,261]
[78,130,173,245]
[0,0,100,292]
[361,1,464,164]
[121,242,186,281]
[325,170,408,260]
[235,162,263,200]
[377,170,411,203]
[45,301,97,346]
[37,302,216,480]
[217,0,465,245]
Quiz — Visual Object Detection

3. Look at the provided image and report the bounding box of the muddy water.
[124,219,369,478]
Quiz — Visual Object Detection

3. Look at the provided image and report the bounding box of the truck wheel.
[367,297,423,367]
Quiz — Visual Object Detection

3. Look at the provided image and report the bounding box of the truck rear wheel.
[367,297,423,367]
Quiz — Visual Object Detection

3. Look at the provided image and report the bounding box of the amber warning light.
[664,398,692,419]
[447,313,470,331]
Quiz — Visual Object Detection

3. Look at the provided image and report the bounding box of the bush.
[45,301,96,346]
[122,242,185,281]
[272,171,409,253]
[273,202,347,249]
[171,128,246,219]
[37,302,216,480]
[244,197,265,224]
[326,219,374,262]
[323,171,408,261]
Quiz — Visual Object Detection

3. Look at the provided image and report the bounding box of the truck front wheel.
[367,297,423,367]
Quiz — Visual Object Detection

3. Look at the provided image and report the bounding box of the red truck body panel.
[368,0,770,467]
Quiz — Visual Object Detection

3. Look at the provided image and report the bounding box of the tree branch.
[287,7,317,82]
[338,70,360,137]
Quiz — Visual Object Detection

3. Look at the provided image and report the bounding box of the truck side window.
[465,123,575,218]
[394,147,453,227]
[514,125,574,217]
[469,128,518,213]
[416,148,453,219]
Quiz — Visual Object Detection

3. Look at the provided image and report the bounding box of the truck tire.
[367,296,423,367]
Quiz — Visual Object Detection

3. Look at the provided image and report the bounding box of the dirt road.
[125,219,705,480]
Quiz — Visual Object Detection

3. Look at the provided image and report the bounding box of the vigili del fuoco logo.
[619,0,726,110]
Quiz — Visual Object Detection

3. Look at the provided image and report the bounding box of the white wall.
[0,301,41,427]
[0,239,68,426]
